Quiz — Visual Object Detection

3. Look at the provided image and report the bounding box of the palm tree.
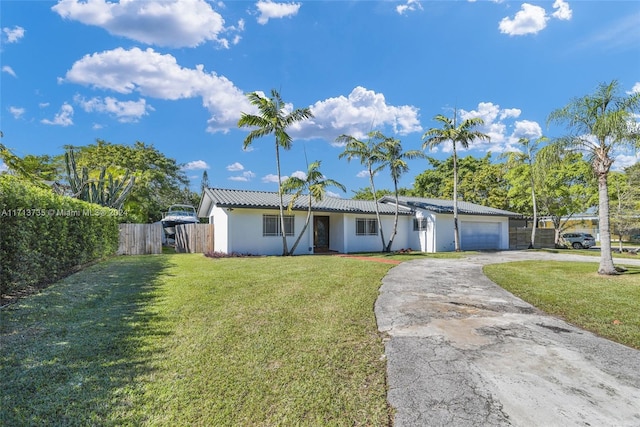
[379,133,425,252]
[548,80,640,275]
[504,137,547,249]
[336,131,387,251]
[282,160,346,255]
[422,111,489,251]
[238,89,314,256]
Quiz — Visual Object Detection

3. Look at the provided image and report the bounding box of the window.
[413,218,429,231]
[356,218,378,236]
[263,215,294,236]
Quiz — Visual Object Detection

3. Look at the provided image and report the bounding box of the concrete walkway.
[375,251,640,426]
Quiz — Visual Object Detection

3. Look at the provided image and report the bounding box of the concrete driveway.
[375,251,640,426]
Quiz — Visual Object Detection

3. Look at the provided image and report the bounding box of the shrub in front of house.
[0,175,119,297]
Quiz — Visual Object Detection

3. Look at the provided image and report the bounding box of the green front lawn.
[484,261,640,349]
[0,254,394,426]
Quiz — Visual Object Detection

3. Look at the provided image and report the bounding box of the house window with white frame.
[413,218,429,231]
[356,218,378,236]
[263,214,294,236]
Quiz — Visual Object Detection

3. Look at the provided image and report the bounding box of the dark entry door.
[314,216,330,252]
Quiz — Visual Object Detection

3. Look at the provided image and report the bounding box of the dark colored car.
[562,232,596,249]
[630,234,640,242]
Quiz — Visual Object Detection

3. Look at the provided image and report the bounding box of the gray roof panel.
[203,188,411,215]
[383,195,522,217]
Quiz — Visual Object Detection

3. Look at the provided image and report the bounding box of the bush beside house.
[0,175,119,296]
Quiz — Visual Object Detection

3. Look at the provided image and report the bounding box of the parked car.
[630,234,640,242]
[561,232,596,249]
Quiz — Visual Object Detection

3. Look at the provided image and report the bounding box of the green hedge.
[0,175,120,296]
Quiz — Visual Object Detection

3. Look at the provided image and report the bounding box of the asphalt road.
[375,251,640,427]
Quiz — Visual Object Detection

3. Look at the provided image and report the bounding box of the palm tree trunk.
[529,169,537,249]
[385,180,399,253]
[275,142,289,256]
[369,167,386,252]
[289,195,312,255]
[452,144,460,252]
[597,172,617,274]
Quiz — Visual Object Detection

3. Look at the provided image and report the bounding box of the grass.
[483,261,640,349]
[0,254,394,426]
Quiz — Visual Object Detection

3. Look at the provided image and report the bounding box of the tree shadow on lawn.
[0,255,172,426]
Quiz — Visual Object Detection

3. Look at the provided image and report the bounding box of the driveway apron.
[375,251,640,427]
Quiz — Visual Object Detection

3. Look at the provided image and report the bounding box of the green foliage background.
[0,175,119,296]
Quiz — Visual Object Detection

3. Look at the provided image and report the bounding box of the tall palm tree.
[422,111,489,251]
[282,160,346,255]
[336,131,387,251]
[379,133,425,252]
[548,80,640,275]
[238,89,314,256]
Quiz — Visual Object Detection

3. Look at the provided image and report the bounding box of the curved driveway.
[375,251,640,426]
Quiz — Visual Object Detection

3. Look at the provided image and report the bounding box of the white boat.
[161,204,199,237]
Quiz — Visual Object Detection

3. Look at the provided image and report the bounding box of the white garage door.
[460,221,501,250]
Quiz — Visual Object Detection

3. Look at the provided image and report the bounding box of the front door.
[314,216,330,252]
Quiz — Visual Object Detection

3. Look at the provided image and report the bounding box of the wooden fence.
[118,223,163,255]
[175,223,214,254]
[509,227,556,249]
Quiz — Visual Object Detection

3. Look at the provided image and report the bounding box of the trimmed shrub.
[0,175,120,296]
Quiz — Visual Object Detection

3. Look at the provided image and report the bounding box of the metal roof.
[199,188,411,216]
[381,195,523,217]
[198,188,522,218]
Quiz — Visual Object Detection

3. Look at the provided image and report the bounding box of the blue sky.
[2,0,639,197]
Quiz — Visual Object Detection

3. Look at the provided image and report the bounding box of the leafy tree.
[282,160,346,255]
[238,89,314,256]
[201,170,210,194]
[337,131,387,251]
[502,137,547,248]
[379,134,425,252]
[609,163,640,249]
[534,150,597,245]
[413,155,509,210]
[351,187,394,201]
[548,80,640,274]
[70,140,193,222]
[422,113,490,252]
[64,147,135,209]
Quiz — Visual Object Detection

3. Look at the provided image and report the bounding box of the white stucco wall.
[206,204,412,255]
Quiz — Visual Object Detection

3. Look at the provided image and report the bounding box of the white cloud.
[74,95,152,122]
[456,102,542,154]
[262,173,285,183]
[356,170,369,178]
[2,26,25,43]
[552,0,572,21]
[628,82,640,94]
[9,106,25,119]
[499,3,548,36]
[0,162,8,173]
[63,47,251,133]
[397,0,423,15]
[325,191,342,198]
[41,103,74,126]
[613,153,640,171]
[52,0,240,48]
[183,160,210,170]
[226,162,244,171]
[255,0,301,25]
[290,170,307,180]
[511,120,543,140]
[499,1,571,36]
[39,102,50,108]
[292,86,422,144]
[229,170,256,182]
[2,66,16,77]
